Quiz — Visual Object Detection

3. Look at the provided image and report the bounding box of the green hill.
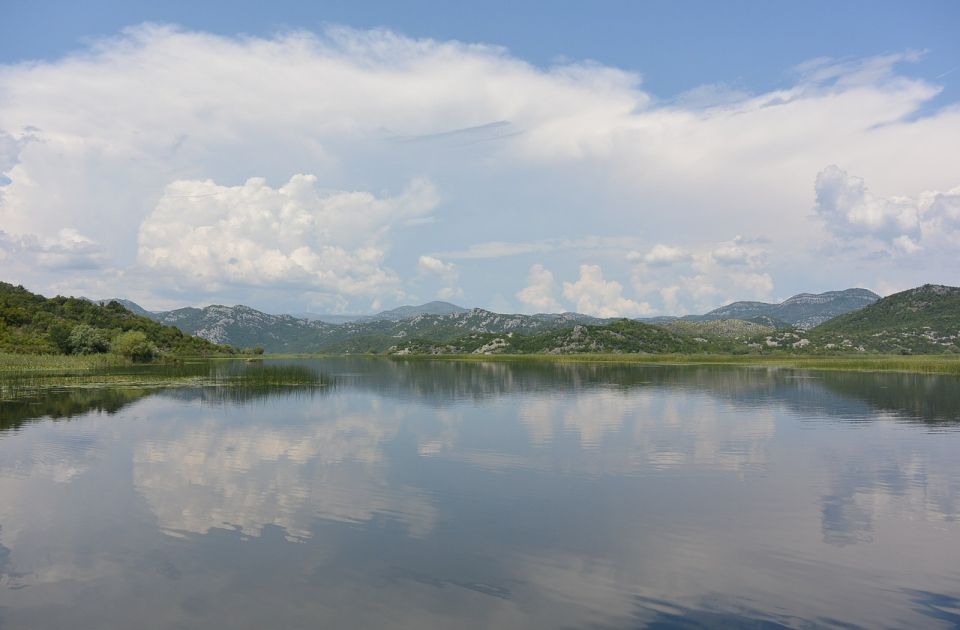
[661,318,774,338]
[390,319,721,355]
[692,288,879,328]
[809,284,960,354]
[0,282,233,357]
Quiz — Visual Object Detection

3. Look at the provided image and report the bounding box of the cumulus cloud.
[138,175,438,294]
[727,271,775,298]
[815,165,960,253]
[633,244,690,267]
[814,165,921,249]
[0,25,957,309]
[709,236,766,267]
[417,254,461,299]
[626,235,775,314]
[562,264,653,317]
[516,263,563,313]
[922,187,960,242]
[0,228,106,270]
[417,255,456,279]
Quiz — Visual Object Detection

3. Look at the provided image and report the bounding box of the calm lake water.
[1,358,959,629]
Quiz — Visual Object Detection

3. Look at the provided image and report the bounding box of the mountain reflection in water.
[0,358,958,629]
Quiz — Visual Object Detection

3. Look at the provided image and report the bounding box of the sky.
[0,1,958,316]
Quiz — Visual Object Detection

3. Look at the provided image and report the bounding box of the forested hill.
[0,282,232,356]
[390,320,717,355]
[808,284,960,353]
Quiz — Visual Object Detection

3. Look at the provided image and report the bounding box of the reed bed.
[0,357,329,400]
[391,353,960,375]
[0,352,129,373]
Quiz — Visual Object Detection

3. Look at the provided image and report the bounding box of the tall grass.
[0,356,330,400]
[0,352,129,373]
[391,353,960,375]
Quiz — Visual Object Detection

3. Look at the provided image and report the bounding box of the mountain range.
[645,288,881,329]
[393,285,960,356]
[102,288,884,353]
[295,301,468,324]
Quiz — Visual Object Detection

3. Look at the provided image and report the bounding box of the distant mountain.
[318,308,607,353]
[294,312,366,324]
[373,301,468,320]
[808,284,960,353]
[91,287,907,355]
[148,303,604,353]
[391,320,704,355]
[153,305,337,352]
[695,288,880,329]
[294,301,468,324]
[93,298,156,319]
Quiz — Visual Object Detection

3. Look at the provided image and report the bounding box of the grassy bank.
[0,352,134,373]
[0,353,329,399]
[4,352,960,379]
[388,353,960,375]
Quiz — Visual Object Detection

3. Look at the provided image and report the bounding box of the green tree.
[48,322,73,354]
[68,324,112,355]
[111,330,158,361]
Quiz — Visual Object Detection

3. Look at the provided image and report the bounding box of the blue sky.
[5,0,958,98]
[1,1,958,314]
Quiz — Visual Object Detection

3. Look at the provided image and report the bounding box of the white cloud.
[923,187,960,244]
[659,286,683,314]
[436,236,646,260]
[562,264,653,317]
[516,263,563,313]
[0,227,106,270]
[814,165,921,246]
[626,236,775,314]
[636,244,690,267]
[138,174,438,294]
[417,255,457,279]
[709,236,765,267]
[0,25,957,309]
[727,271,775,299]
[814,165,960,253]
[436,286,463,300]
[417,254,461,300]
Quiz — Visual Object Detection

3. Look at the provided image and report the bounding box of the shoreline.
[3,352,959,377]
[381,353,960,375]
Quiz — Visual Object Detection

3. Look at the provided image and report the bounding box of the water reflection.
[0,359,959,628]
[132,396,437,541]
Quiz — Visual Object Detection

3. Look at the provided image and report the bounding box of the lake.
[1,358,959,628]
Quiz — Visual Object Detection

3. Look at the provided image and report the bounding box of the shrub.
[68,324,112,355]
[111,330,158,361]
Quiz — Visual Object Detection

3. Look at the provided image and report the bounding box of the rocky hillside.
[391,319,704,355]
[696,288,879,328]
[660,319,773,339]
[296,300,467,323]
[807,284,960,354]
[92,285,954,356]
[154,305,337,352]
[318,309,608,353]
[148,304,606,353]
